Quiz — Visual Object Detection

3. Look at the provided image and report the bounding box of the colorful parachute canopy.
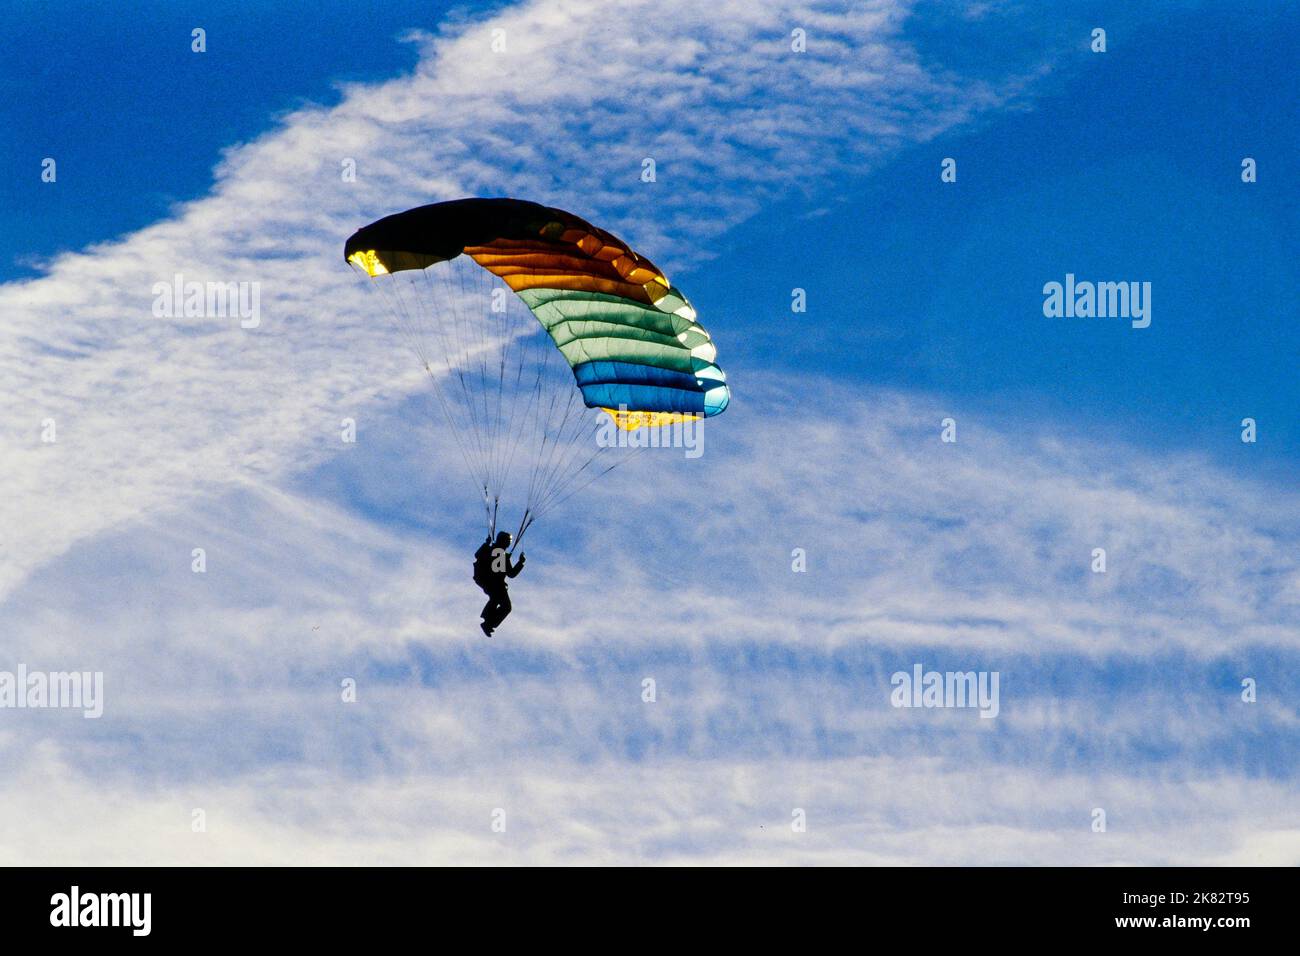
[344,198,730,428]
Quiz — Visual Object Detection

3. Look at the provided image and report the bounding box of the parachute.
[344,198,729,544]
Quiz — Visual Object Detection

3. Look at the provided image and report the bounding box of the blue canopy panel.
[574,360,708,416]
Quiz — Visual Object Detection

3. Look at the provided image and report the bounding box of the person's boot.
[480,620,493,637]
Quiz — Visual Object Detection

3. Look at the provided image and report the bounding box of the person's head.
[494,531,512,548]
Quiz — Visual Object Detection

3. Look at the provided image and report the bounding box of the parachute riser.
[510,509,535,553]
[487,491,501,540]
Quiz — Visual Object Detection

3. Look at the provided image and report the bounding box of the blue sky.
[5,1,1295,475]
[1,0,1297,864]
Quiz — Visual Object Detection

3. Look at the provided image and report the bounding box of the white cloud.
[4,742,1296,865]
[2,382,1296,863]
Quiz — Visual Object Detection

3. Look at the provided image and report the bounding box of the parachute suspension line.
[437,261,490,486]
[498,265,638,534]
[451,262,499,533]
[372,275,461,464]
[522,280,610,523]
[395,253,592,542]
[531,405,640,521]
[467,267,499,534]
[478,264,498,495]
[429,264,478,461]
[461,256,494,489]
[492,289,540,516]
[504,249,592,534]
[531,274,616,517]
[492,323,544,518]
[387,266,472,526]
[507,272,550,540]
[494,290,535,512]
[487,264,520,503]
[511,507,536,552]
[517,247,608,530]
[422,261,492,507]
[450,259,491,494]
[374,270,430,371]
[513,342,552,517]
[521,359,573,518]
[528,386,589,519]
[532,451,635,523]
[490,265,513,499]
[449,259,549,526]
[421,273,492,507]
[539,389,605,505]
[468,259,514,513]
[509,283,575,530]
[532,424,623,518]
[365,273,489,531]
[394,273,493,527]
[535,275,657,523]
[508,275,546,493]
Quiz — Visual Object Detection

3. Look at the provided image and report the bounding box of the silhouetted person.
[473,531,525,636]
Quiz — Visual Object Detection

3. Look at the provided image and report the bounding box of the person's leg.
[480,594,501,635]
[484,589,511,629]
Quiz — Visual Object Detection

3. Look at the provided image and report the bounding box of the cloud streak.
[3,382,1296,863]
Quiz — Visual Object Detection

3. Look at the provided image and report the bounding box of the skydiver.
[473,531,525,636]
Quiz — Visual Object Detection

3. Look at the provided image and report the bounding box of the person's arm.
[507,552,526,578]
